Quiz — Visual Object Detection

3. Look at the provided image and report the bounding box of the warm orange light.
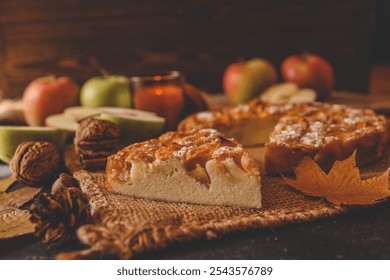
[153,76,162,81]
[155,89,163,95]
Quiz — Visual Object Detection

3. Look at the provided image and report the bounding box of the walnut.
[74,118,120,153]
[10,141,61,186]
[74,118,120,170]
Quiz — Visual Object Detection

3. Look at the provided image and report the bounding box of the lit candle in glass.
[130,71,184,130]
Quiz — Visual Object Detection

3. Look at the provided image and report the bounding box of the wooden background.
[0,0,374,98]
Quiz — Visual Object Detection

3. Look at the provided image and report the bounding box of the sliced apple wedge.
[0,126,68,163]
[63,107,103,120]
[289,88,317,103]
[47,107,158,132]
[45,107,165,147]
[64,106,156,121]
[260,83,317,104]
[45,113,79,132]
[99,113,165,146]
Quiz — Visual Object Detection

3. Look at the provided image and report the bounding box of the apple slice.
[64,106,156,121]
[49,107,157,132]
[0,126,68,163]
[63,107,104,121]
[45,113,79,132]
[260,83,317,104]
[99,112,165,146]
[46,108,165,146]
[289,88,317,103]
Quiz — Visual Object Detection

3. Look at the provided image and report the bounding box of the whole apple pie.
[178,100,389,175]
[106,129,261,208]
[178,99,294,146]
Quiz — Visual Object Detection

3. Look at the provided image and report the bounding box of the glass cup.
[130,71,185,130]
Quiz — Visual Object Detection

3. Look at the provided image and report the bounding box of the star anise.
[30,187,91,244]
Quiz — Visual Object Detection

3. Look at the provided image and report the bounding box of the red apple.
[281,53,334,100]
[223,58,278,104]
[223,63,245,98]
[23,76,79,126]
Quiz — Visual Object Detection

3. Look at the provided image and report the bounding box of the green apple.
[99,112,165,146]
[223,58,278,104]
[80,75,131,108]
[0,126,68,163]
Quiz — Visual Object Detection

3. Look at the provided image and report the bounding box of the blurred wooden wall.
[0,0,374,98]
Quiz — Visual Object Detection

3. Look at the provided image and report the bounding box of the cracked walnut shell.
[10,141,61,186]
[74,118,120,157]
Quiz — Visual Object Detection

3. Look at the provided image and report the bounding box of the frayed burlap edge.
[58,209,345,260]
[56,171,344,260]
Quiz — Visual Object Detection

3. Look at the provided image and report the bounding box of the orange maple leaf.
[284,152,390,206]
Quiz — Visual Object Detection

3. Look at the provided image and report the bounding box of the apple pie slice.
[106,128,261,208]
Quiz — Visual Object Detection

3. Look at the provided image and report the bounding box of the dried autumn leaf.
[0,176,41,239]
[0,209,34,239]
[0,176,16,193]
[284,152,390,205]
[0,186,41,209]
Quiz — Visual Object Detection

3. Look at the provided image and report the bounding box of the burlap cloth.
[59,146,390,259]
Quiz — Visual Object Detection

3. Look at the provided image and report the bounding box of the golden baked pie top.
[106,130,262,208]
[270,103,388,149]
[178,99,294,131]
[107,128,260,180]
[179,100,388,149]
